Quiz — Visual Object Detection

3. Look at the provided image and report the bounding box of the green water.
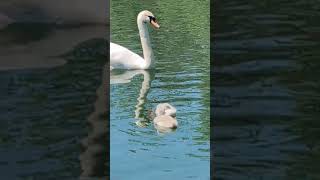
[110,0,210,179]
[0,24,108,179]
[213,0,320,179]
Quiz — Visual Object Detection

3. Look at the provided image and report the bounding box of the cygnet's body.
[153,103,178,132]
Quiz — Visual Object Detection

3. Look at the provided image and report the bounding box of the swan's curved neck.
[137,17,154,69]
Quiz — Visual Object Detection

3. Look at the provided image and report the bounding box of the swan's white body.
[110,42,145,69]
[110,10,159,70]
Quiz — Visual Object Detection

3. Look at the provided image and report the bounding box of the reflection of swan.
[110,70,150,85]
[110,70,152,126]
[79,63,108,179]
[110,10,160,70]
[0,26,106,71]
[153,103,178,133]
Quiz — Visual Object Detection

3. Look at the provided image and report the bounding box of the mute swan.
[110,10,160,70]
[153,103,178,131]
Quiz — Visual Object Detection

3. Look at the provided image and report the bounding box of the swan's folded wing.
[110,42,144,69]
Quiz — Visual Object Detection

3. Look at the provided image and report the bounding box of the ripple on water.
[213,0,320,179]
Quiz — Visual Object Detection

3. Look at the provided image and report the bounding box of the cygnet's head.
[155,103,176,118]
[137,10,160,29]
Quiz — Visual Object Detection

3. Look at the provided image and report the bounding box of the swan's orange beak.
[151,20,160,29]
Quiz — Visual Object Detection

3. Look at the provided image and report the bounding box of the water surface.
[213,1,320,179]
[111,0,210,179]
[0,23,108,179]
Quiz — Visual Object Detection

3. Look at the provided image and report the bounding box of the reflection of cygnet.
[153,103,178,132]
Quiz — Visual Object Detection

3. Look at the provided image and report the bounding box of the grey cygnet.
[153,103,178,132]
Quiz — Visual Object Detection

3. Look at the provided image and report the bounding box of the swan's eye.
[148,16,156,23]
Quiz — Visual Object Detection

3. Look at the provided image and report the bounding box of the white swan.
[153,103,178,132]
[110,10,160,70]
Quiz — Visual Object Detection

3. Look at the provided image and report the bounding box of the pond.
[0,23,108,179]
[213,0,320,179]
[110,0,210,179]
